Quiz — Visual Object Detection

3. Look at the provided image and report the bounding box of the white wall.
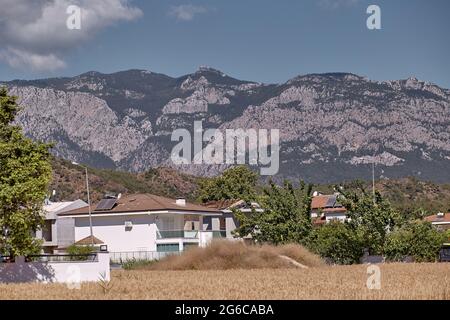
[0,252,110,284]
[325,213,347,223]
[73,214,158,252]
[224,213,239,239]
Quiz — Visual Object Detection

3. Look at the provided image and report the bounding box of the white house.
[310,193,347,225]
[57,194,223,257]
[205,199,263,241]
[424,212,450,231]
[36,199,88,253]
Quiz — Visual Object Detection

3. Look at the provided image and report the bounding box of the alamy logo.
[366,5,381,30]
[170,121,280,175]
[366,264,381,290]
[66,5,81,30]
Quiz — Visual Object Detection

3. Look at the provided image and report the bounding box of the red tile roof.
[205,199,241,210]
[311,194,346,211]
[322,207,347,213]
[75,235,104,245]
[311,196,330,209]
[424,213,450,223]
[59,194,220,216]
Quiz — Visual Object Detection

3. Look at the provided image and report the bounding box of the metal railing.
[156,229,228,239]
[156,230,199,239]
[110,251,181,263]
[25,254,98,262]
[212,230,227,238]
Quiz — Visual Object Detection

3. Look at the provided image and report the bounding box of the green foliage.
[384,221,447,262]
[341,189,401,255]
[0,88,52,257]
[445,229,450,243]
[122,258,155,270]
[198,166,258,202]
[308,221,365,265]
[234,180,313,245]
[66,244,94,260]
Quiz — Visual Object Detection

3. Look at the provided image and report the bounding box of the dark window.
[157,243,179,252]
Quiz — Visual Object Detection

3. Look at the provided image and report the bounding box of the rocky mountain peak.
[196,65,226,76]
[3,68,450,182]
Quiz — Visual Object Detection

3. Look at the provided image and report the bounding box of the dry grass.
[139,241,324,270]
[0,263,449,300]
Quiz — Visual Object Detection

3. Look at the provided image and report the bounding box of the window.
[183,243,198,251]
[157,243,179,252]
[42,220,54,242]
[219,217,226,230]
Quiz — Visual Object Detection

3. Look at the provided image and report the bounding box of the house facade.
[205,199,264,241]
[424,212,450,231]
[58,194,223,255]
[36,199,88,253]
[310,193,347,225]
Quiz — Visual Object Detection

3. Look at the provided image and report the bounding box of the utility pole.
[372,161,376,204]
[85,166,94,246]
[73,162,94,246]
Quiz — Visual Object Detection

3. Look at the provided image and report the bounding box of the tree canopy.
[340,187,401,255]
[0,88,52,257]
[233,180,313,245]
[198,165,258,203]
[384,220,447,262]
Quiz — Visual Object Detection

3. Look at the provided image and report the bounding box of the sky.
[0,0,449,88]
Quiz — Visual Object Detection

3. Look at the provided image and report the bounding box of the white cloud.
[0,0,142,71]
[0,47,66,71]
[168,4,207,21]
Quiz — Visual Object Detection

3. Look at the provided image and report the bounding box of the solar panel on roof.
[325,196,336,208]
[95,198,117,211]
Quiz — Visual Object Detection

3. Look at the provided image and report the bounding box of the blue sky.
[0,0,449,88]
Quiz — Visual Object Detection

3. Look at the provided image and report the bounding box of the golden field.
[0,263,449,300]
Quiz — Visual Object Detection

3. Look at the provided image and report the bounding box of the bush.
[66,244,94,261]
[384,221,447,262]
[136,241,324,270]
[308,222,365,265]
[122,258,155,270]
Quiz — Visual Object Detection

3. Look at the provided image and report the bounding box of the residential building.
[36,199,88,253]
[205,199,263,241]
[424,212,450,231]
[310,193,347,225]
[57,194,223,255]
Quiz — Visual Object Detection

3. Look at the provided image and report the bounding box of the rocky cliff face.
[3,67,450,182]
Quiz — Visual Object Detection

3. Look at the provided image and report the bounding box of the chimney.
[437,212,445,218]
[176,198,186,206]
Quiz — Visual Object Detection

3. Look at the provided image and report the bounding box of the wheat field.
[0,263,449,300]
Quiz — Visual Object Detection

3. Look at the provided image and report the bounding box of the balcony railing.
[157,230,199,239]
[25,254,98,262]
[156,230,228,239]
[110,251,181,263]
[213,230,227,238]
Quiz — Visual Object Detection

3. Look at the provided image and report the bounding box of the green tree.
[198,165,258,202]
[341,188,401,255]
[384,221,447,262]
[308,221,365,264]
[233,180,313,244]
[0,88,52,258]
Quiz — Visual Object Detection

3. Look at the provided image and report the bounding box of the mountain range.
[2,66,450,183]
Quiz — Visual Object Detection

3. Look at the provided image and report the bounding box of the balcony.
[212,230,227,238]
[156,230,228,239]
[156,230,199,239]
